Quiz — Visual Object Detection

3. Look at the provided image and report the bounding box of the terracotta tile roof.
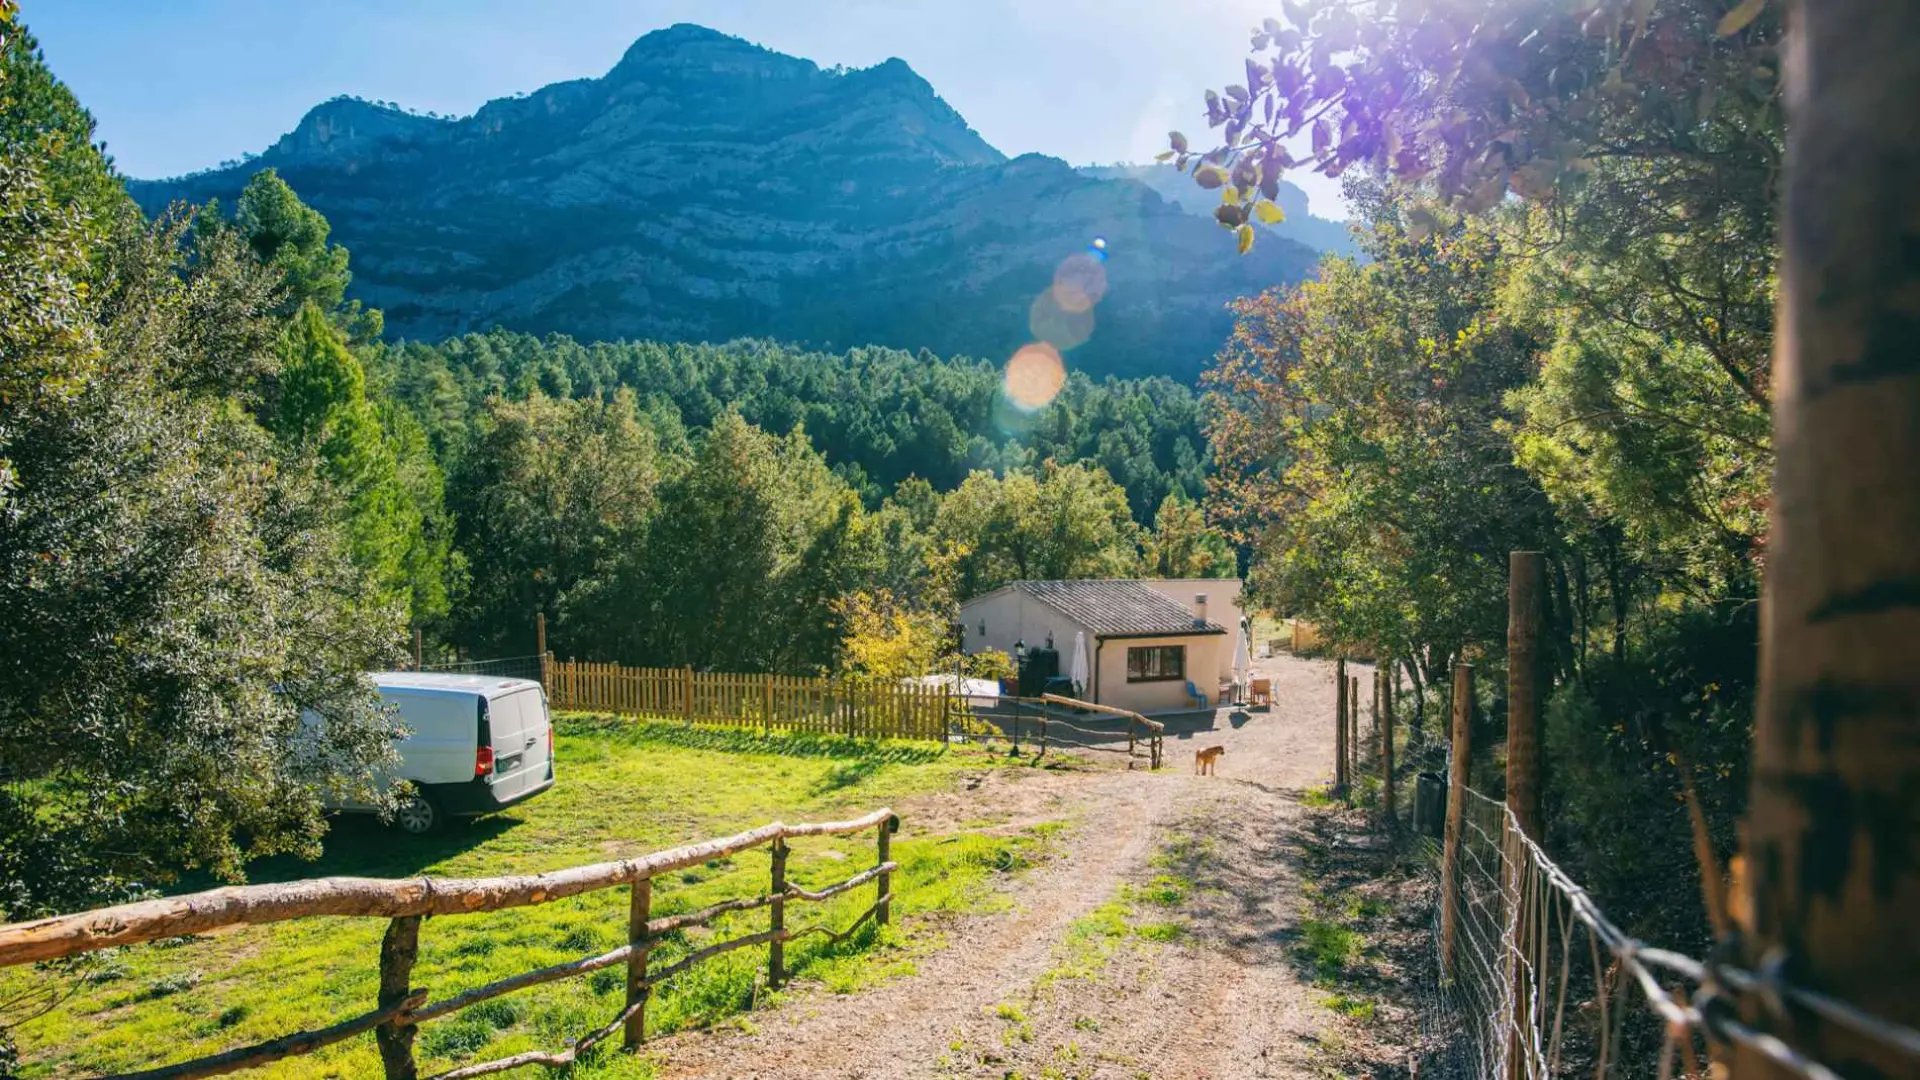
[1006,580,1227,637]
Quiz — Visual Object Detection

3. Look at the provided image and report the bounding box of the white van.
[348,672,556,834]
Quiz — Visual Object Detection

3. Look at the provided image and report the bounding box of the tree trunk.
[1549,553,1575,686]
[1406,656,1426,737]
[1606,537,1628,672]
[1738,3,1920,1075]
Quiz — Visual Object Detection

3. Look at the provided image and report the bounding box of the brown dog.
[1193,745,1226,776]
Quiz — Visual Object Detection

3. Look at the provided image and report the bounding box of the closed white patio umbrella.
[1069,631,1090,698]
[1232,620,1252,702]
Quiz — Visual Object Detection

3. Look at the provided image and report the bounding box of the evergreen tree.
[234,167,351,315]
[1144,492,1235,578]
[270,305,425,615]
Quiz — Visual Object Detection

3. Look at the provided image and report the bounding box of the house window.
[1126,644,1186,683]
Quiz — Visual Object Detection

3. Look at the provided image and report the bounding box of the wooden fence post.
[624,878,651,1048]
[1350,674,1361,789]
[1440,662,1473,983]
[375,916,421,1080]
[1505,550,1545,1080]
[768,838,788,987]
[683,667,695,725]
[412,628,423,671]
[1371,669,1381,760]
[1334,658,1348,794]
[1735,8,1920,1070]
[1507,551,1545,841]
[535,612,546,667]
[763,674,774,737]
[876,817,894,927]
[1381,665,1396,827]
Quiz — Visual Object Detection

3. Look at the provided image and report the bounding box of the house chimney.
[1194,593,1209,627]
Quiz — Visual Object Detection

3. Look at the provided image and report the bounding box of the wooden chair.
[1249,677,1273,707]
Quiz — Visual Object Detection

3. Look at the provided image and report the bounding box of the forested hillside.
[127,24,1320,382]
[375,332,1210,519]
[0,17,1239,924]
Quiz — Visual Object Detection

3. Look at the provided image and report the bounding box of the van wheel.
[393,792,440,835]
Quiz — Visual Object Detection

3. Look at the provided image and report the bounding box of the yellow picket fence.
[545,659,953,742]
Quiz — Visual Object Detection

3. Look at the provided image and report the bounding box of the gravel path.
[657,652,1358,1080]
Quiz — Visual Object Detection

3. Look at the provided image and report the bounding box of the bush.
[1543,602,1755,954]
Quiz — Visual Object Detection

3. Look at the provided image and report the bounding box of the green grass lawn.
[3,716,1055,1079]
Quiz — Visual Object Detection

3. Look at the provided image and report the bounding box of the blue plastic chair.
[1185,681,1210,709]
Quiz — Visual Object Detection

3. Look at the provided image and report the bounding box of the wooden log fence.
[949,694,1163,770]
[0,809,903,1080]
[545,660,952,743]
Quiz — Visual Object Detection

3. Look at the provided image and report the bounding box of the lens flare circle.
[1029,288,1094,351]
[1051,252,1108,314]
[1003,343,1066,412]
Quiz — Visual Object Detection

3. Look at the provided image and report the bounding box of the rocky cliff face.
[130,24,1318,380]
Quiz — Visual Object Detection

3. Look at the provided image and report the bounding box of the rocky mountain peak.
[268,96,447,162]
[129,26,1321,382]
[607,23,810,82]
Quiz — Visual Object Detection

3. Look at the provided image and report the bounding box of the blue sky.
[26,0,1347,218]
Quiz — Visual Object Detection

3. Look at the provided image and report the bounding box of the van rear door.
[390,690,480,786]
[486,687,542,799]
[521,687,553,789]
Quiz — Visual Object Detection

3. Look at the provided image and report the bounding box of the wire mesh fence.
[416,653,546,682]
[1425,786,1920,1080]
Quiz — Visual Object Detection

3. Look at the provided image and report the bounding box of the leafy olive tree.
[0,71,401,918]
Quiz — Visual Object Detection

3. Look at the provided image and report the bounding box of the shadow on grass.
[809,757,886,795]
[559,713,948,764]
[231,812,527,885]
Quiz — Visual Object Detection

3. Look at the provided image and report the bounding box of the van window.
[489,689,542,742]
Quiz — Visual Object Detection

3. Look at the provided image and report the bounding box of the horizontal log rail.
[404,863,896,1025]
[0,808,896,967]
[1041,693,1164,771]
[109,990,426,1080]
[13,810,903,1080]
[1039,693,1164,733]
[957,694,1164,770]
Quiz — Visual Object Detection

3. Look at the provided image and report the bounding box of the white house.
[958,579,1243,714]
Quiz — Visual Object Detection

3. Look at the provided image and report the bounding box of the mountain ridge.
[129,24,1321,380]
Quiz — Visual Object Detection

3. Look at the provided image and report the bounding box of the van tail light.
[475,744,495,777]
[547,727,553,756]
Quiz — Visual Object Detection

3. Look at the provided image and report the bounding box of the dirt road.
[658,652,1356,1080]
